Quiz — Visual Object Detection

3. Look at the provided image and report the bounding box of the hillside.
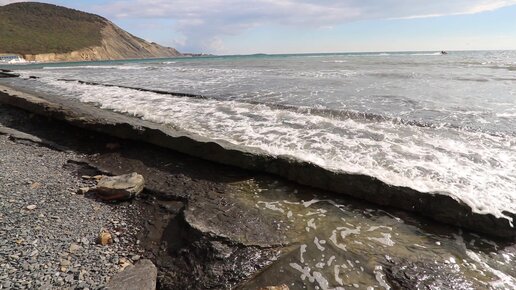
[0,2,181,61]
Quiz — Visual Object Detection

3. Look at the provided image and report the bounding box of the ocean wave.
[410,52,442,56]
[374,52,441,56]
[497,112,516,118]
[54,78,511,137]
[42,65,140,70]
[26,77,516,223]
[322,60,347,63]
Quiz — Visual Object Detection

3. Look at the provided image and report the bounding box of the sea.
[1,50,515,223]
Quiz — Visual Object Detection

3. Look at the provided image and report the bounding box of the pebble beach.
[0,105,143,289]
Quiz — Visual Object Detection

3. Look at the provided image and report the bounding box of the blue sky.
[2,0,516,54]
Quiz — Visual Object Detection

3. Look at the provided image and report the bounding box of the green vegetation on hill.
[0,2,106,55]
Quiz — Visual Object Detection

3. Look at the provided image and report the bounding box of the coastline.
[0,83,514,239]
[1,87,515,289]
[0,102,282,289]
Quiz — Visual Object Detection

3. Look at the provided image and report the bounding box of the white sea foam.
[25,78,516,224]
[42,65,140,70]
[322,60,347,63]
[410,52,441,56]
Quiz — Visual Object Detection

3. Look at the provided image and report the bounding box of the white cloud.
[3,0,516,52]
[0,0,27,5]
[92,0,516,52]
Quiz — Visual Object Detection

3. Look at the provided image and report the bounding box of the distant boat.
[440,51,448,55]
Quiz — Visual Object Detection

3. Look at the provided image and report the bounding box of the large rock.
[384,258,476,290]
[93,172,144,201]
[106,259,157,290]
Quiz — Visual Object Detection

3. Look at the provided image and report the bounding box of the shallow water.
[231,179,516,289]
[1,50,515,223]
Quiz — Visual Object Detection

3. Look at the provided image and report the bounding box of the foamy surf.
[13,76,516,224]
[4,51,516,226]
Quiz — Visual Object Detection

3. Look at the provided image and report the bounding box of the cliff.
[0,2,181,62]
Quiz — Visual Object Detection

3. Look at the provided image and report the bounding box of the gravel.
[0,133,143,289]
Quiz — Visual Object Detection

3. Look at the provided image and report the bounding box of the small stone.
[77,187,90,194]
[259,285,290,290]
[64,274,74,283]
[26,204,37,210]
[79,270,88,280]
[81,175,92,179]
[69,243,81,254]
[30,182,42,190]
[118,258,132,272]
[98,229,113,245]
[60,259,71,267]
[111,256,119,264]
[131,255,140,261]
[81,237,89,245]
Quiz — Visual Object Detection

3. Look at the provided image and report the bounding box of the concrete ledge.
[0,84,514,239]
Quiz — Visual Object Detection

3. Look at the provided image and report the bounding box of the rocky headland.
[0,2,181,62]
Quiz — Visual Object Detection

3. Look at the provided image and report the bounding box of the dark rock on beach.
[106,259,157,290]
[384,258,476,290]
[93,172,145,201]
[0,70,19,78]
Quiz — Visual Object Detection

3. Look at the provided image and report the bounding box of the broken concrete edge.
[183,206,290,249]
[76,158,289,248]
[0,84,514,239]
[0,71,20,78]
[0,124,67,151]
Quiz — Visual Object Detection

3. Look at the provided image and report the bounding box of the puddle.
[232,178,516,289]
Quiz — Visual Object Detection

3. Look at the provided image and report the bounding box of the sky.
[1,0,516,54]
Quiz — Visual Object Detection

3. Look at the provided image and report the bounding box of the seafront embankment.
[0,83,514,239]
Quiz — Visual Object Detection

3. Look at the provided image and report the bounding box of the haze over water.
[3,50,516,223]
